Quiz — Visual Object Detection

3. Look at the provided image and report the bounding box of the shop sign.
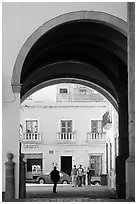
[23,144,39,149]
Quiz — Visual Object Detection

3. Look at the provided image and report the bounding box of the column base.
[126,155,135,199]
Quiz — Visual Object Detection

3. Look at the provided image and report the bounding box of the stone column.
[126,2,135,199]
[5,153,15,199]
[116,60,129,199]
[19,153,26,198]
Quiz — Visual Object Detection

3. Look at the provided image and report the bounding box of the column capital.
[12,84,22,93]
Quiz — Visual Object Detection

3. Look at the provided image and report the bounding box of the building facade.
[20,84,118,187]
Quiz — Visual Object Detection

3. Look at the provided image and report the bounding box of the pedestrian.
[50,166,60,193]
[71,165,78,187]
[82,167,86,185]
[77,164,84,187]
[87,167,91,185]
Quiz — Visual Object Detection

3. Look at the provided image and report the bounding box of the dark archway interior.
[20,19,128,198]
[21,20,127,105]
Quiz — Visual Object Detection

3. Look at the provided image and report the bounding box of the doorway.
[26,158,42,180]
[61,156,72,176]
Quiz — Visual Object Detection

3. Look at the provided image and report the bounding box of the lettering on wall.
[23,144,39,149]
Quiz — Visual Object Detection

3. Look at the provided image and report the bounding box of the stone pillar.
[126,2,135,199]
[19,153,26,198]
[116,59,129,198]
[5,153,15,199]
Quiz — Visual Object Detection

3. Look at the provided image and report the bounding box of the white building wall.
[103,106,118,188]
[21,103,107,143]
[2,94,20,198]
[20,103,107,174]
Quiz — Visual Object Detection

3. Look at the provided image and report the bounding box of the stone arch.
[21,77,118,111]
[12,10,128,199]
[11,10,127,91]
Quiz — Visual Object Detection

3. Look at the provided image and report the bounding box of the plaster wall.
[20,103,107,144]
[2,94,20,197]
[22,145,106,174]
[20,104,107,173]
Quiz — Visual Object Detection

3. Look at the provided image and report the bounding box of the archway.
[21,78,118,112]
[12,11,128,198]
[21,81,118,199]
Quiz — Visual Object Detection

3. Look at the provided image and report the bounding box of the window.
[90,155,102,176]
[59,88,68,93]
[79,89,87,95]
[26,95,32,100]
[61,120,72,133]
[91,120,103,133]
[27,159,42,174]
[26,120,38,133]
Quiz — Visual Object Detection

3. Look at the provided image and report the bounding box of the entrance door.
[90,155,102,176]
[61,156,72,176]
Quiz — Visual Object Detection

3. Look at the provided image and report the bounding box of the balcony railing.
[57,132,76,143]
[23,132,42,142]
[87,132,106,141]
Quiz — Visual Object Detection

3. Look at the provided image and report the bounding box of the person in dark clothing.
[87,167,91,185]
[50,166,60,193]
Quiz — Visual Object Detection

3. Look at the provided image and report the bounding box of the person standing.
[71,165,78,187]
[87,167,91,185]
[50,166,60,193]
[77,164,84,187]
[82,167,87,185]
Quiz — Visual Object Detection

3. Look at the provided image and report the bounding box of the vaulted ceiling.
[20,20,127,104]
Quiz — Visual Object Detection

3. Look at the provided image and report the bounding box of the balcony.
[57,132,76,144]
[87,132,106,142]
[22,132,42,143]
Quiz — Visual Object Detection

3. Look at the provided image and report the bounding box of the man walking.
[71,165,78,187]
[50,166,60,193]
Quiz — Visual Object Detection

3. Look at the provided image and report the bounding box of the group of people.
[49,165,92,193]
[71,165,92,187]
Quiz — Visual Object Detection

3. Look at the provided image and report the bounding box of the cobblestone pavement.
[3,184,135,202]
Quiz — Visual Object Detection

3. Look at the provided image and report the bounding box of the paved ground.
[26,184,116,199]
[3,184,135,202]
